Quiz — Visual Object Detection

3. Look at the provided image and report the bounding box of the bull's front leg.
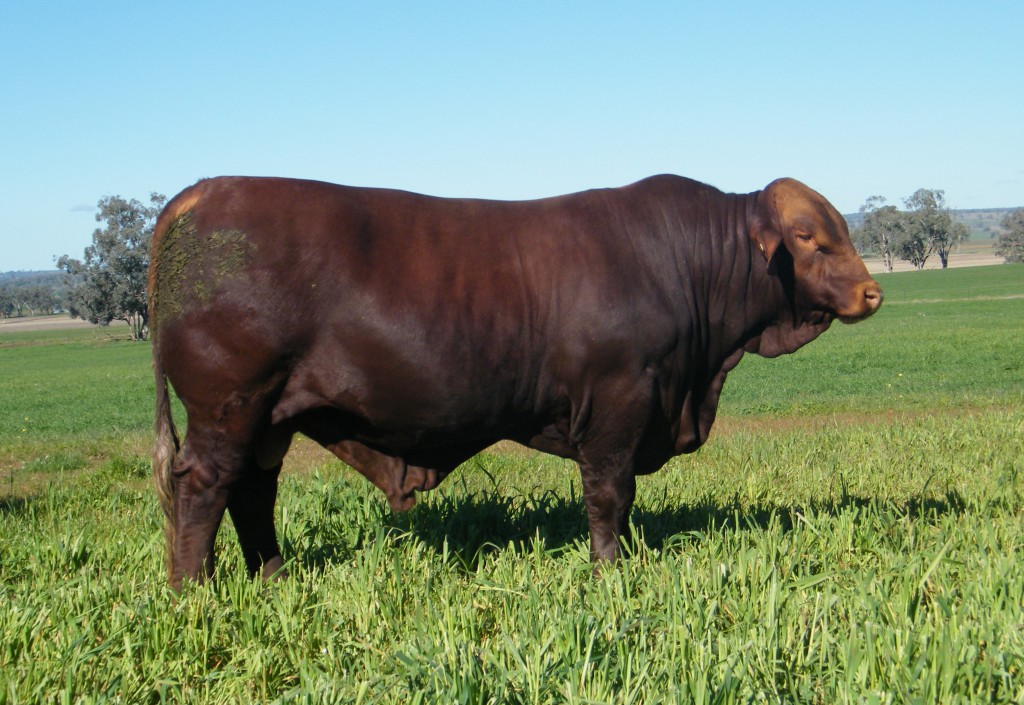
[579,459,637,563]
[575,377,652,564]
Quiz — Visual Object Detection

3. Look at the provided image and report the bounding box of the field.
[1,264,1023,703]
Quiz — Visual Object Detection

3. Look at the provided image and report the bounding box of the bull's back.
[150,176,613,349]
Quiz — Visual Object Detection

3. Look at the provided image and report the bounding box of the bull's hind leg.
[169,430,270,590]
[225,427,292,580]
[227,464,286,580]
[168,443,234,589]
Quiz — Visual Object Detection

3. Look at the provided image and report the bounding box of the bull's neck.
[671,191,784,359]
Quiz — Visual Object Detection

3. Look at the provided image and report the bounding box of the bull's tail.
[153,349,180,579]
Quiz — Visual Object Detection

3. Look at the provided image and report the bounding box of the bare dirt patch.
[0,315,128,332]
[863,252,1003,274]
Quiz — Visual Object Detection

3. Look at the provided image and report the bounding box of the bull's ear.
[750,182,785,265]
[750,214,782,264]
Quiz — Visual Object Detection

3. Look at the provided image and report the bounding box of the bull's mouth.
[837,300,882,324]
[838,313,870,324]
[837,303,882,324]
[837,306,878,324]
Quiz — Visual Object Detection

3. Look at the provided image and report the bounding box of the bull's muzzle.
[839,280,883,323]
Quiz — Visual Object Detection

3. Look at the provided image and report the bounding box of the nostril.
[865,287,883,307]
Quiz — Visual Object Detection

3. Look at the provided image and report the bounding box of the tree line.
[5,188,1023,341]
[0,271,65,318]
[853,188,1024,271]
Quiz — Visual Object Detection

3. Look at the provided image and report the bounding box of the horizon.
[6,201,1017,277]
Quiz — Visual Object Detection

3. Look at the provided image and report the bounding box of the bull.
[149,174,881,588]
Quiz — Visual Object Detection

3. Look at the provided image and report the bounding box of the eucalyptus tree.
[855,196,905,272]
[903,188,965,269]
[57,192,165,340]
[995,209,1024,263]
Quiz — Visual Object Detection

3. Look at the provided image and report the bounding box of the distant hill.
[952,209,1018,241]
[844,208,1019,241]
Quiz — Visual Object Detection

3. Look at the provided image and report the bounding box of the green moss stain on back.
[150,211,257,336]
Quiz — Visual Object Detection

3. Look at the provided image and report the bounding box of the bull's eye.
[795,233,818,249]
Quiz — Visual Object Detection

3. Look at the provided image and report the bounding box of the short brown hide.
[149,175,882,589]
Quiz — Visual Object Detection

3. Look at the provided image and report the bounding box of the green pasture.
[1,264,1023,703]
[722,264,1024,416]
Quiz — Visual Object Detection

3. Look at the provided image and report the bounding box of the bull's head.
[748,178,882,356]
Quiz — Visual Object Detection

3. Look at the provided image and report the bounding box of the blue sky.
[2,1,1021,271]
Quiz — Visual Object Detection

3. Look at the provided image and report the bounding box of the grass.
[0,327,156,495]
[873,263,1024,302]
[1,264,1023,703]
[719,263,1024,416]
[2,416,1021,703]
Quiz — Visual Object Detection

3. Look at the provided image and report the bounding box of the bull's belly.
[288,403,547,469]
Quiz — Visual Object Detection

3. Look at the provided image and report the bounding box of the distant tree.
[57,193,166,340]
[893,220,933,270]
[21,285,58,315]
[0,272,64,319]
[902,189,965,269]
[0,283,14,318]
[854,196,906,272]
[949,220,969,257]
[994,209,1024,263]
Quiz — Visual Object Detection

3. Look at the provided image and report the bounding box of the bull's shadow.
[292,486,592,572]
[295,480,970,573]
[0,495,32,516]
